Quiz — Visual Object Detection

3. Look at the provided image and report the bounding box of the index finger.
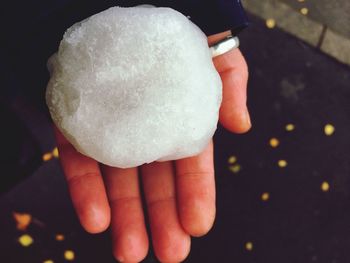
[214,48,251,133]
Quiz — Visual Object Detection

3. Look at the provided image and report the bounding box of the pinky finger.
[55,127,110,233]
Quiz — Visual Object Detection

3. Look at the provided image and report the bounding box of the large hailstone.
[46,6,222,168]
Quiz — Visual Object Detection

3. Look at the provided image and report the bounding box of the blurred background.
[1,0,350,262]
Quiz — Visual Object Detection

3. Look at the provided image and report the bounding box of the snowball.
[46,6,222,168]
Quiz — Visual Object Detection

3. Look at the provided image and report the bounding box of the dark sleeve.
[2,0,249,50]
[157,0,249,36]
[116,0,249,36]
[127,0,249,36]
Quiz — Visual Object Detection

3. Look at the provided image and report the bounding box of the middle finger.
[102,166,148,262]
[141,161,191,262]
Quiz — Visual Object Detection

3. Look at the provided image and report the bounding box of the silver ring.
[210,36,239,58]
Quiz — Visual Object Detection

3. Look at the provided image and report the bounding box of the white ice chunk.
[46,6,222,168]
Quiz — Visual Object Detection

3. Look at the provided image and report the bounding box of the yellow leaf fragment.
[261,192,270,201]
[13,212,32,231]
[229,164,241,174]
[245,242,253,251]
[266,18,276,29]
[42,152,53,161]
[56,234,65,241]
[324,124,335,136]
[300,7,308,15]
[321,181,330,192]
[278,160,288,168]
[285,123,295,131]
[18,234,33,247]
[228,155,237,164]
[52,147,59,158]
[64,250,75,261]
[269,138,279,148]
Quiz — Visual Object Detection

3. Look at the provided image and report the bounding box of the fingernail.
[116,256,124,262]
[244,107,251,128]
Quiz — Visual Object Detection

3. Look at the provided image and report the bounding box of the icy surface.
[46,6,222,168]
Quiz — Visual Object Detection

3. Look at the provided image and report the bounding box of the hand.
[54,31,250,262]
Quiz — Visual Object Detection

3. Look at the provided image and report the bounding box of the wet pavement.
[1,11,350,263]
[279,0,350,39]
[243,0,350,65]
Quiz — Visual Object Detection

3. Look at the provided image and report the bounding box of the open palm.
[54,31,250,262]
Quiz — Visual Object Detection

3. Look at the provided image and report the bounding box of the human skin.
[54,30,250,262]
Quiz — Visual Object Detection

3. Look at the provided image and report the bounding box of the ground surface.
[279,0,350,38]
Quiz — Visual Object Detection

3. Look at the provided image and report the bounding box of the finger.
[175,141,215,237]
[141,162,191,262]
[54,126,110,233]
[102,166,148,262]
[213,48,251,133]
[207,30,231,46]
